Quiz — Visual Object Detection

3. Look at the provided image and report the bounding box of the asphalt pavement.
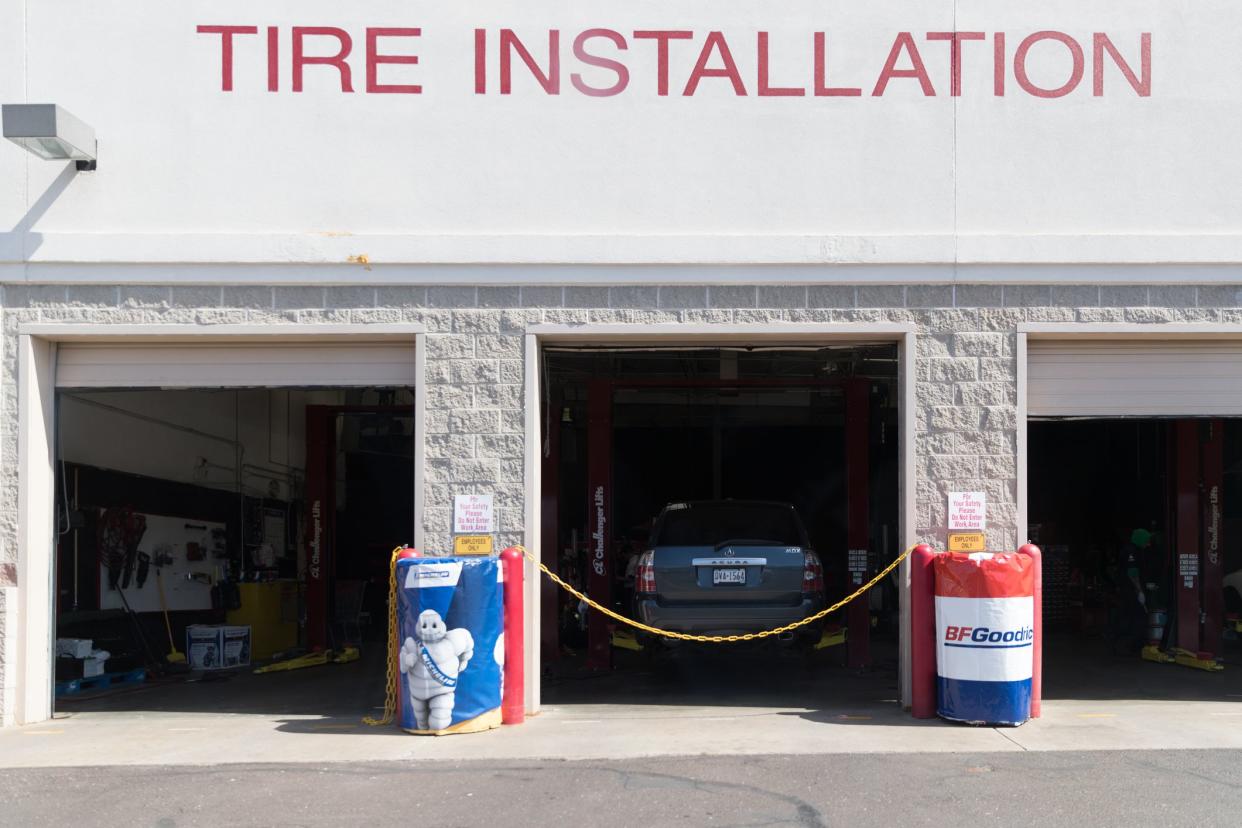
[1,750,1239,827]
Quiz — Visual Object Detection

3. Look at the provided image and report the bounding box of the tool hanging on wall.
[95,506,161,672]
[135,551,151,589]
[98,507,147,590]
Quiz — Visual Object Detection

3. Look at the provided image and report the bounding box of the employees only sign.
[948,491,987,532]
[454,493,494,534]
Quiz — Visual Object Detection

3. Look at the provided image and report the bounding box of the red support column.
[500,547,526,724]
[1201,419,1224,658]
[1174,421,1201,654]
[303,406,334,651]
[909,543,938,718]
[541,390,561,666]
[586,380,613,671]
[845,379,871,669]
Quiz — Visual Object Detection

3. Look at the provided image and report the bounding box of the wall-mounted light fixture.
[2,104,97,171]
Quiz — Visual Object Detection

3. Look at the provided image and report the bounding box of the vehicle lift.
[544,375,876,672]
[1142,419,1226,671]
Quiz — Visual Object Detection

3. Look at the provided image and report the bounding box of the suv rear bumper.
[634,596,826,638]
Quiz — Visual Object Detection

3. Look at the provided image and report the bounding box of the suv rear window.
[653,503,806,547]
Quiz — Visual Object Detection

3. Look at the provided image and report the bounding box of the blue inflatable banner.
[396,556,503,735]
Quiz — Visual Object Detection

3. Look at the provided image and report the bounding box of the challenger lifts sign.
[195,27,1152,99]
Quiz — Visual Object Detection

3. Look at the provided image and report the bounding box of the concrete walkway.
[3,695,1242,768]
[6,634,1238,768]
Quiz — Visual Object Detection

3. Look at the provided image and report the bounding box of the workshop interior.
[1029,418,1242,688]
[53,387,414,712]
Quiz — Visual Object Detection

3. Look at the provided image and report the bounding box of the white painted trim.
[1016,332,1029,551]
[899,330,917,710]
[531,323,915,343]
[522,333,541,715]
[8,232,1242,267]
[413,333,427,553]
[16,335,56,725]
[525,322,916,710]
[10,323,427,725]
[1018,323,1242,338]
[9,263,1242,286]
[17,323,426,341]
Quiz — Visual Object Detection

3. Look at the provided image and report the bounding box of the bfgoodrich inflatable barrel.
[934,552,1035,726]
[396,556,503,735]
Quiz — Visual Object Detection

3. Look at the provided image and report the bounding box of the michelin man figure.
[400,609,474,731]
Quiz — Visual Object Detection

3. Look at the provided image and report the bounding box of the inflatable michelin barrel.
[396,556,503,735]
[934,551,1035,726]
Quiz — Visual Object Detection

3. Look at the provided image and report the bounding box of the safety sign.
[454,494,494,534]
[948,492,987,531]
[454,535,494,556]
[948,532,986,552]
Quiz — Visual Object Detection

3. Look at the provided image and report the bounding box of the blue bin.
[396,556,503,735]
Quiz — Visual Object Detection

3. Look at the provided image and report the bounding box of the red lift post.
[845,379,871,669]
[303,406,335,651]
[1200,419,1224,659]
[1169,418,1225,669]
[1174,421,1201,654]
[585,379,614,671]
[540,390,562,666]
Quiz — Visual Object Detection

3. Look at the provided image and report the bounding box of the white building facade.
[3,1,1241,726]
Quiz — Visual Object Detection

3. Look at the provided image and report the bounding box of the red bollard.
[500,547,525,725]
[1017,543,1043,718]
[909,544,939,718]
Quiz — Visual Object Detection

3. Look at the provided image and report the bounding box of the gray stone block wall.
[0,281,1235,722]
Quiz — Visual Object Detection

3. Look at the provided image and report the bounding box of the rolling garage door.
[1027,339,1242,417]
[55,341,417,388]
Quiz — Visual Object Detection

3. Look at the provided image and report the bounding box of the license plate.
[713,568,746,585]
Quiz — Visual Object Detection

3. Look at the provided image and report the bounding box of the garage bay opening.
[541,344,900,707]
[53,387,415,719]
[1029,418,1242,699]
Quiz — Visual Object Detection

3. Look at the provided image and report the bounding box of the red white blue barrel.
[934,551,1035,726]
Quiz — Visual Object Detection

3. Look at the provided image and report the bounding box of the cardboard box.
[186,625,223,670]
[222,625,251,668]
[187,625,251,670]
[56,638,93,659]
[83,651,110,678]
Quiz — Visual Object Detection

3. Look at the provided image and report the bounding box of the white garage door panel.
[56,342,417,388]
[1029,341,1242,417]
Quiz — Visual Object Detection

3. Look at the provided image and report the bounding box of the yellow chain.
[518,542,917,643]
[362,546,404,726]
[364,541,915,725]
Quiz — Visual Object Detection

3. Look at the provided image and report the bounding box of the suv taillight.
[637,551,657,594]
[802,551,824,595]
